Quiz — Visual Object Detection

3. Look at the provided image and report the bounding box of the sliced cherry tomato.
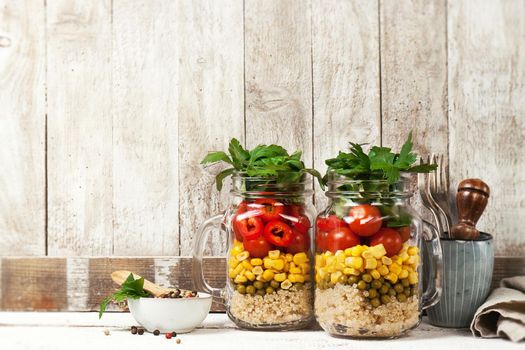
[234,216,263,241]
[263,221,294,247]
[397,226,411,242]
[316,230,329,252]
[286,229,310,254]
[369,228,403,257]
[243,235,272,258]
[347,204,383,237]
[292,215,311,234]
[325,227,360,253]
[316,215,345,232]
[254,198,285,222]
[232,202,248,241]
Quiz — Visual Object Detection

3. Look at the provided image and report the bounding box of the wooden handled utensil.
[450,179,490,240]
[111,270,192,298]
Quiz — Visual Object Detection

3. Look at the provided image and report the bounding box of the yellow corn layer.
[315,243,420,288]
[228,240,310,289]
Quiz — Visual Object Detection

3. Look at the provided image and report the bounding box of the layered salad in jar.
[228,199,313,328]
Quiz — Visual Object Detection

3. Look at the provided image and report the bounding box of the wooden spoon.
[111,270,192,298]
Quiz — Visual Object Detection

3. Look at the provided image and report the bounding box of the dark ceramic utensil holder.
[423,233,494,328]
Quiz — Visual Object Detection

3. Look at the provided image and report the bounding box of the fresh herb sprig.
[99,273,150,319]
[324,132,437,185]
[201,138,323,190]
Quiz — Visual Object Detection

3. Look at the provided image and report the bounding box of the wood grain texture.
[1,258,66,311]
[46,0,113,255]
[311,0,381,209]
[380,0,448,155]
[0,256,518,312]
[380,0,448,223]
[448,0,525,255]
[0,0,46,255]
[177,0,244,256]
[244,0,313,167]
[112,0,179,255]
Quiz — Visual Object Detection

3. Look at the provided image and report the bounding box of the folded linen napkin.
[471,276,525,342]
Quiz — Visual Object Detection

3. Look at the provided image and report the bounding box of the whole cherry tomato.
[347,204,382,237]
[234,216,264,241]
[316,230,329,252]
[243,235,272,258]
[325,227,360,253]
[316,214,345,232]
[286,229,310,254]
[397,226,411,242]
[292,215,311,235]
[263,221,294,247]
[369,227,403,257]
[254,198,285,222]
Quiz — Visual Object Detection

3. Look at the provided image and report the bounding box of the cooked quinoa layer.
[315,284,419,338]
[229,287,313,326]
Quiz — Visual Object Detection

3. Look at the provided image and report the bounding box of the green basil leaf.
[200,151,233,166]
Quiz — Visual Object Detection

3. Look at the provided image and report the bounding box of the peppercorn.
[171,331,177,337]
[137,328,144,335]
[153,330,160,336]
[165,333,172,339]
[103,329,110,336]
[176,338,181,344]
[130,326,137,335]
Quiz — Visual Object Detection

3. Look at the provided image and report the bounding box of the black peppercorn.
[153,330,160,336]
[171,331,177,337]
[130,326,137,335]
[137,328,144,335]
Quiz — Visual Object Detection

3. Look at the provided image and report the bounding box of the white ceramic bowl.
[127,292,212,333]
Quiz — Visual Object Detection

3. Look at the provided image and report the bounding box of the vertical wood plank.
[311,0,381,208]
[448,0,525,255]
[177,0,245,255]
[244,0,313,166]
[112,0,179,255]
[380,0,448,223]
[46,0,113,255]
[0,0,46,255]
[380,0,448,155]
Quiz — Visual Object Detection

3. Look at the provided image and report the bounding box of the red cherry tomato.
[325,227,360,253]
[292,215,311,234]
[234,216,263,241]
[369,228,403,257]
[316,230,329,252]
[316,215,345,232]
[347,205,383,237]
[397,226,411,242]
[243,235,272,258]
[287,204,305,217]
[263,221,294,247]
[286,229,310,254]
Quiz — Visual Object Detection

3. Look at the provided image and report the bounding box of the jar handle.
[192,213,226,306]
[421,220,443,309]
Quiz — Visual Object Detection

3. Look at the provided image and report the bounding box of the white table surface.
[0,312,521,350]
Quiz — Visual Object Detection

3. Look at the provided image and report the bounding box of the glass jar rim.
[325,171,414,199]
[230,171,313,197]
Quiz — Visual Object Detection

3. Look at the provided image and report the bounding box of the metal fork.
[428,154,451,237]
[417,158,444,237]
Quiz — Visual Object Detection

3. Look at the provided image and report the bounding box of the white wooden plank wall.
[0,0,523,257]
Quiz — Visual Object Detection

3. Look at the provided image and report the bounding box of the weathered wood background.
[0,0,523,310]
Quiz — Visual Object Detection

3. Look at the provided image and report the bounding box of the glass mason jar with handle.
[193,172,315,330]
[314,172,442,338]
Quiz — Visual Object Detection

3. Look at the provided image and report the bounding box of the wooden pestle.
[450,179,490,240]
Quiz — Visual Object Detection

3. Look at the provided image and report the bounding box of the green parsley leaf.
[99,273,150,319]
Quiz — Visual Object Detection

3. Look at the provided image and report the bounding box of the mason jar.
[314,172,442,338]
[193,173,315,330]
